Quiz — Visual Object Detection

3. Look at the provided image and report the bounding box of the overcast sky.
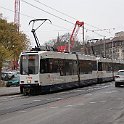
[1,0,124,47]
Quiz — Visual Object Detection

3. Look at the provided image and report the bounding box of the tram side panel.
[39,57,79,91]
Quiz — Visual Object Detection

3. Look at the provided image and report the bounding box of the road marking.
[50,106,59,109]
[65,104,85,108]
[89,101,96,104]
[33,99,41,102]
[104,90,117,94]
[56,98,62,100]
[65,105,73,107]
[19,110,27,113]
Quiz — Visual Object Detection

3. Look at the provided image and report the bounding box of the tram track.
[0,82,113,116]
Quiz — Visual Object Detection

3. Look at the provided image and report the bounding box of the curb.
[0,92,20,97]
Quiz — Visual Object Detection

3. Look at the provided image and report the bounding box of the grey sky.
[1,0,124,46]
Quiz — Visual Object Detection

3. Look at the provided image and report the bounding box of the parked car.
[6,74,20,87]
[115,70,124,87]
[1,71,15,81]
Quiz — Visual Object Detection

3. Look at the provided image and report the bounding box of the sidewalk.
[0,87,20,96]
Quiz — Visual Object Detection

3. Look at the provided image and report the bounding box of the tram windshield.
[20,55,39,75]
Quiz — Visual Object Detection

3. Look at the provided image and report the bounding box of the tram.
[19,50,124,95]
[19,19,124,95]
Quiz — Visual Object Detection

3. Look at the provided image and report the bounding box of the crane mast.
[14,0,20,32]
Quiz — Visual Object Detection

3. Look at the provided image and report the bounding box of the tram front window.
[20,55,39,75]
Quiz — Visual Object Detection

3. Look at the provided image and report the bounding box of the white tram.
[19,50,124,95]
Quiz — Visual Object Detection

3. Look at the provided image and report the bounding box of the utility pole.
[82,24,85,53]
[112,40,114,60]
[103,36,106,58]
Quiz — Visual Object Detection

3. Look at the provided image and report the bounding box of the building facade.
[83,32,124,60]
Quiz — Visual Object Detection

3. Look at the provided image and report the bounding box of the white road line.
[33,99,41,102]
[19,110,27,113]
[104,90,118,94]
[50,106,59,109]
[89,101,96,104]
[65,105,73,107]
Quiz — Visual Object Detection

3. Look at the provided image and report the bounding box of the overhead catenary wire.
[21,0,74,25]
[1,1,114,38]
[0,6,34,19]
[0,6,70,32]
[32,0,114,35]
[21,0,109,38]
[33,0,77,21]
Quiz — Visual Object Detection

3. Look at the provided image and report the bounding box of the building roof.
[112,36,124,41]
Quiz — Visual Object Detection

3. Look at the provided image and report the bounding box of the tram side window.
[64,60,76,75]
[80,60,96,74]
[40,59,49,73]
[101,62,112,72]
[102,62,108,71]
[73,61,78,75]
[59,59,66,76]
[107,63,113,72]
[91,61,97,71]
[119,64,124,70]
[49,59,59,73]
[64,61,70,75]
[58,59,78,76]
[113,63,121,71]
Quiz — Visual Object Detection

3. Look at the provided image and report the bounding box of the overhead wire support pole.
[29,19,52,48]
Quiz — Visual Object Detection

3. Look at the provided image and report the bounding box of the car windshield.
[117,71,124,75]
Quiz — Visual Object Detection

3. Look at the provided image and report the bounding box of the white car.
[115,70,124,87]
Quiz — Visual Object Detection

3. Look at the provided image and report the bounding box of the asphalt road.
[0,82,124,124]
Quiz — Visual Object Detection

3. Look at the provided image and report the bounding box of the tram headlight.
[27,80,31,84]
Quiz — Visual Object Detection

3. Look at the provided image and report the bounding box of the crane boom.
[70,21,84,49]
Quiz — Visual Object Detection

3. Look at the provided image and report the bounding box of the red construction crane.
[70,21,84,50]
[14,0,20,32]
[57,20,84,52]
